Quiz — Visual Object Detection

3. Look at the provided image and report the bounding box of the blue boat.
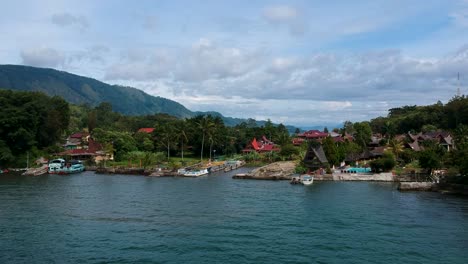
[48,159,85,175]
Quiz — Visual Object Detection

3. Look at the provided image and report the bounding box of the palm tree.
[196,116,215,161]
[156,123,175,161]
[387,138,404,160]
[178,127,188,162]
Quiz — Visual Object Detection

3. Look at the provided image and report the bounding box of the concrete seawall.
[398,182,436,191]
[327,172,394,181]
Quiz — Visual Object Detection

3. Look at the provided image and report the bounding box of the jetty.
[22,165,48,176]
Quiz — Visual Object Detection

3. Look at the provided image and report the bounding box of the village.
[18,124,457,191]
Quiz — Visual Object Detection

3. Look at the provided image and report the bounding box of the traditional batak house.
[303,143,329,173]
[400,131,453,152]
[242,136,280,153]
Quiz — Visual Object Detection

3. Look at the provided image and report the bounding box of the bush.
[295,164,307,174]
[370,152,396,172]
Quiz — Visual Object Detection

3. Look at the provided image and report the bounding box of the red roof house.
[242,136,280,153]
[137,128,155,134]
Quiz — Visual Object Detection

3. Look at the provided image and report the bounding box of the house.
[58,138,113,163]
[137,128,155,134]
[292,130,329,145]
[242,136,280,153]
[403,131,453,152]
[63,132,89,150]
[303,143,329,171]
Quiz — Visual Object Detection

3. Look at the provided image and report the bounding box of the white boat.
[48,159,85,174]
[183,168,209,177]
[301,174,314,185]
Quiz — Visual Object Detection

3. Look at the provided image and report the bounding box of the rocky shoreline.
[233,161,468,195]
[232,161,296,180]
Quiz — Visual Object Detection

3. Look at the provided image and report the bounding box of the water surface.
[1,169,467,263]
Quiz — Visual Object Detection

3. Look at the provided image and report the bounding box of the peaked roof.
[303,143,328,169]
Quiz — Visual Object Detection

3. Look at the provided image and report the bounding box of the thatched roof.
[303,143,328,169]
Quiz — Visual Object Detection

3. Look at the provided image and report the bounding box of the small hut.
[303,142,329,172]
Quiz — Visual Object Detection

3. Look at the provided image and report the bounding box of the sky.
[1,0,468,127]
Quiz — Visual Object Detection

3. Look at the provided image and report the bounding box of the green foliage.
[418,150,441,174]
[92,128,137,161]
[294,164,307,174]
[370,152,396,173]
[370,96,468,134]
[279,144,299,160]
[243,152,261,162]
[353,122,372,149]
[0,90,69,166]
[122,151,165,169]
[322,136,339,166]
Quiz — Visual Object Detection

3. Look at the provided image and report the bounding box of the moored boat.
[301,174,314,185]
[48,159,85,174]
[183,168,209,177]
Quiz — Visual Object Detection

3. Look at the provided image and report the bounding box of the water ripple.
[0,171,467,263]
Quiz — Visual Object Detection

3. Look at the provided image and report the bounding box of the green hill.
[0,65,193,117]
[0,64,299,131]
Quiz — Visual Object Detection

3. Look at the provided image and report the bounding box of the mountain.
[0,65,299,130]
[0,64,193,118]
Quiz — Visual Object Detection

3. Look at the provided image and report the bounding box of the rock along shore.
[233,161,296,180]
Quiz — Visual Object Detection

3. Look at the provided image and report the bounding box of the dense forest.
[1,89,467,179]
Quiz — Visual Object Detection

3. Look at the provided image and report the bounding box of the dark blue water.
[1,169,467,263]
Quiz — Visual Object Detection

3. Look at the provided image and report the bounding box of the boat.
[301,174,314,185]
[48,159,85,174]
[183,168,209,177]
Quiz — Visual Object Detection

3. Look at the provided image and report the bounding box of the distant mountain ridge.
[1,65,288,129]
[0,64,194,118]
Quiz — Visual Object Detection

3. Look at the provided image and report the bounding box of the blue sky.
[1,0,468,127]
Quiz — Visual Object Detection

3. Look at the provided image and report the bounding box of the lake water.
[1,169,467,263]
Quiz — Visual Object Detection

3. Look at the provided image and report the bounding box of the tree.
[175,121,189,161]
[353,122,372,150]
[279,144,299,160]
[370,152,396,172]
[322,136,339,166]
[155,122,176,161]
[387,138,404,160]
[419,150,441,175]
[196,116,215,161]
[343,121,355,135]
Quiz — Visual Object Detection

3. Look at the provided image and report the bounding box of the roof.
[138,128,155,133]
[303,144,328,169]
[58,138,104,156]
[243,136,280,152]
[407,140,422,151]
[298,130,329,139]
[70,132,88,139]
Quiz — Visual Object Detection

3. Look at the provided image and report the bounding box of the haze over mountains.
[0,65,304,129]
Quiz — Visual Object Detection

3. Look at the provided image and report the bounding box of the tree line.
[1,89,467,179]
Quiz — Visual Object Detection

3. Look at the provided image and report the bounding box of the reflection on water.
[1,169,467,263]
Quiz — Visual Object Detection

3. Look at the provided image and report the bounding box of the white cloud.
[262,5,306,36]
[263,5,298,23]
[104,49,173,81]
[51,12,89,31]
[20,47,65,68]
